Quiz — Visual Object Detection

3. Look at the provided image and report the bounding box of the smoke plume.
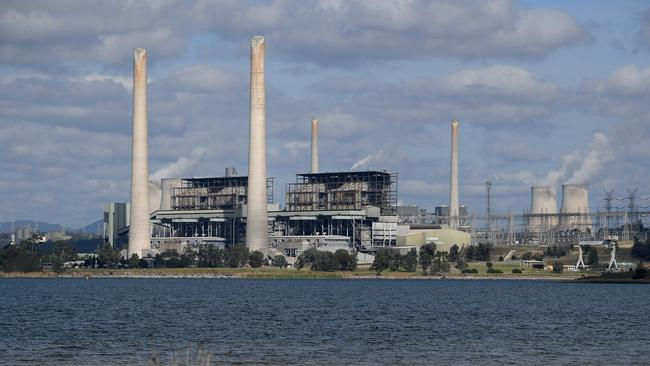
[148,147,207,212]
[539,132,610,186]
[351,150,384,170]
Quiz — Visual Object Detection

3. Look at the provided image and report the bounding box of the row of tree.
[369,242,495,275]
[296,248,357,271]
[631,238,650,261]
[0,235,79,273]
[370,244,449,275]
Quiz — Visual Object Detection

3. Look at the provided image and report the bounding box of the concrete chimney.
[449,119,459,229]
[246,36,268,254]
[129,48,150,257]
[311,117,319,173]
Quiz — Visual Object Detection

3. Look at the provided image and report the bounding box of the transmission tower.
[603,189,615,237]
[486,181,492,244]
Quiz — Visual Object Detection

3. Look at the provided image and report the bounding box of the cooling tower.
[449,119,459,229]
[311,117,319,173]
[246,35,268,254]
[160,178,182,211]
[128,48,151,257]
[560,184,592,230]
[529,186,558,229]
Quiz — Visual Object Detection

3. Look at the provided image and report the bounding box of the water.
[0,278,649,365]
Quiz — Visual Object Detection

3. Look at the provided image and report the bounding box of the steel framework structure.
[285,171,397,214]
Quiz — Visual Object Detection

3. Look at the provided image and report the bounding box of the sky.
[0,0,649,228]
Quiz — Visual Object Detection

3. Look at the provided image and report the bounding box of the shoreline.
[0,269,585,281]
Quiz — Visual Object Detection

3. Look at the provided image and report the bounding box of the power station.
[110,36,647,262]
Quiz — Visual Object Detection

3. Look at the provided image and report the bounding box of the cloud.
[0,1,192,69]
[439,65,558,101]
[192,0,589,65]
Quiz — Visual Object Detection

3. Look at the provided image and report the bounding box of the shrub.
[249,250,265,268]
[402,249,418,272]
[271,255,288,268]
[486,268,503,274]
[633,265,648,279]
[370,249,392,275]
[462,268,479,274]
[455,260,467,270]
[334,249,357,271]
[512,268,522,274]
[498,256,504,262]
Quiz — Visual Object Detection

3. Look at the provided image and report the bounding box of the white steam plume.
[539,132,610,186]
[148,147,207,212]
[351,150,384,170]
[566,132,611,184]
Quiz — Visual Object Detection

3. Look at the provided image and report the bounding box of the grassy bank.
[0,265,587,280]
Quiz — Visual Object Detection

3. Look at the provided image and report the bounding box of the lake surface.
[0,278,649,365]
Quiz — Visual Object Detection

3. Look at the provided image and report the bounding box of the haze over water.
[1,278,649,365]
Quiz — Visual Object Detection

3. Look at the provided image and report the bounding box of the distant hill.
[0,220,68,234]
[77,220,104,234]
[0,219,103,234]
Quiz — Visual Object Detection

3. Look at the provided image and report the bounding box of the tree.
[97,243,121,268]
[51,257,65,273]
[249,250,265,268]
[370,249,392,275]
[389,251,402,272]
[153,254,164,268]
[129,253,140,268]
[334,249,356,271]
[448,244,460,262]
[586,247,599,266]
[631,238,650,261]
[0,244,41,272]
[271,255,288,268]
[544,245,568,258]
[419,243,436,275]
[197,245,224,268]
[475,243,493,261]
[224,245,250,268]
[486,261,493,269]
[552,261,563,273]
[430,258,450,274]
[52,240,78,262]
[312,251,336,271]
[402,249,418,272]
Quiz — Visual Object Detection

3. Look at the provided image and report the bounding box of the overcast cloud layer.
[1,0,649,227]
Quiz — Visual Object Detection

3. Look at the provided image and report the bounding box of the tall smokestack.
[129,48,150,257]
[246,36,268,254]
[311,117,319,173]
[449,119,459,229]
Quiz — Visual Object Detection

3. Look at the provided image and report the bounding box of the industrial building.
[103,202,130,247]
[144,170,403,261]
